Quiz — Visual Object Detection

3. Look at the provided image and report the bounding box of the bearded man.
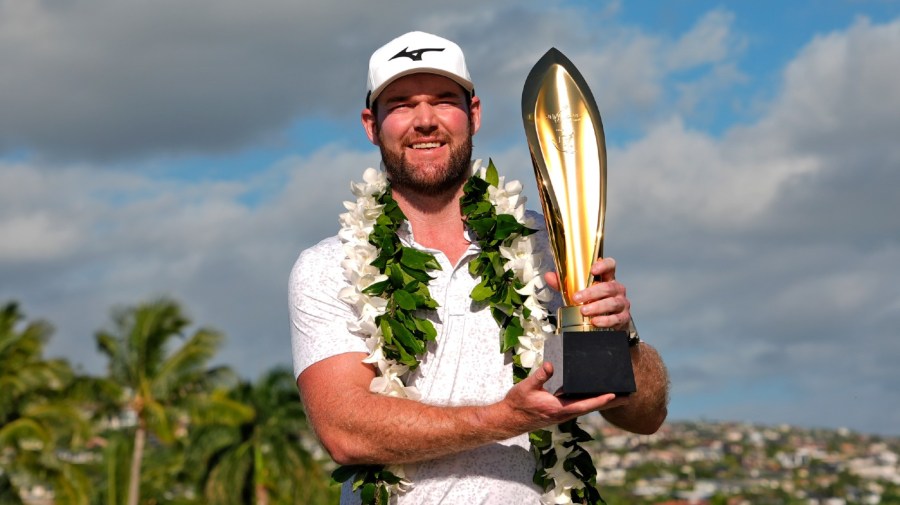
[290,31,669,504]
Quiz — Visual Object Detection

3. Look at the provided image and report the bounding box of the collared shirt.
[289,212,560,504]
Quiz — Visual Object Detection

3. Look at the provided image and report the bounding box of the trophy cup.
[522,48,636,397]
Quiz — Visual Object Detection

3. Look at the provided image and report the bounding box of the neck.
[392,182,470,265]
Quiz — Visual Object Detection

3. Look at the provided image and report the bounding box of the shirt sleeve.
[288,236,367,378]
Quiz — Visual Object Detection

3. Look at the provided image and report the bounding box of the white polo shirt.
[289,212,562,504]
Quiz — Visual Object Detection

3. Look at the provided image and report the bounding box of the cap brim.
[368,69,475,107]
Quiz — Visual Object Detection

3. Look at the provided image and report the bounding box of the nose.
[412,102,438,132]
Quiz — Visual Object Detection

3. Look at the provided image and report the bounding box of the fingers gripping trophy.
[522,49,637,397]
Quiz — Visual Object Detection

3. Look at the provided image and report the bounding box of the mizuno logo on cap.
[390,47,445,61]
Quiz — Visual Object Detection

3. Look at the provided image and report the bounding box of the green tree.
[0,302,91,505]
[95,298,236,505]
[191,367,339,505]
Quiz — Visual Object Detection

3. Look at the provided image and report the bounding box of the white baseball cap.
[366,31,474,108]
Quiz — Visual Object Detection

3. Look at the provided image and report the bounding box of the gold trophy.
[522,48,636,396]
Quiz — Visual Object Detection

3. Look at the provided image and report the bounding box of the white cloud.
[0,0,747,161]
[606,15,900,434]
[0,0,523,160]
[761,16,900,159]
[612,118,821,230]
[0,143,380,375]
[0,213,80,262]
[666,9,742,70]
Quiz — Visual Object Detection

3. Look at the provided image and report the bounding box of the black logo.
[390,47,445,62]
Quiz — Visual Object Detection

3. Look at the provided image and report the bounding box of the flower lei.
[333,160,605,504]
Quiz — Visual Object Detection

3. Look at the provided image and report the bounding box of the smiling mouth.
[411,142,442,149]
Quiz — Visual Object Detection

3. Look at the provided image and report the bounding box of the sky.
[2,0,899,436]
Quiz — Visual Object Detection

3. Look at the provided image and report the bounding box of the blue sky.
[2,0,899,436]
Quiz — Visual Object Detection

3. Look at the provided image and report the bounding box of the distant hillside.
[580,417,900,504]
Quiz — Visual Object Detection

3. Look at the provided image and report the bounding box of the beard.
[378,128,473,197]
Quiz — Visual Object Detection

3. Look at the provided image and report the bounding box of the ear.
[361,109,379,146]
[469,96,482,135]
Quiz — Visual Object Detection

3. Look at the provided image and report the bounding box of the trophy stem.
[557,306,593,333]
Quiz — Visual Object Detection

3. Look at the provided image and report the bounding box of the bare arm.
[600,341,668,433]
[297,351,619,466]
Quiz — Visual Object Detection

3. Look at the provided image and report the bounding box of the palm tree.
[95,298,237,505]
[0,302,91,505]
[191,367,339,505]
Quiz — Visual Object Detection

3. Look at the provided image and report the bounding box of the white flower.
[385,464,413,494]
[350,270,388,294]
[341,244,384,289]
[544,448,586,491]
[337,285,359,306]
[501,236,545,286]
[541,487,573,505]
[351,167,388,197]
[347,295,387,335]
[361,335,385,365]
[500,236,531,267]
[523,316,554,341]
[516,334,544,369]
[471,159,483,177]
[369,361,421,400]
[487,177,526,220]
[546,425,577,454]
[521,291,551,322]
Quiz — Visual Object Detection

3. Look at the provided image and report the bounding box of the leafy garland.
[333,160,604,504]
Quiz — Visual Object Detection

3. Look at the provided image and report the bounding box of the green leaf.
[387,318,425,355]
[413,285,439,309]
[488,251,505,275]
[490,305,511,325]
[378,484,391,505]
[529,429,552,449]
[377,469,402,485]
[395,345,419,368]
[361,482,376,504]
[404,267,434,284]
[494,214,522,240]
[470,280,494,301]
[465,173,491,197]
[467,218,495,237]
[352,469,367,490]
[485,159,500,187]
[393,289,417,311]
[502,319,524,352]
[362,279,390,295]
[400,247,441,271]
[388,263,407,288]
[380,318,393,345]
[565,419,593,442]
[468,256,486,277]
[331,465,363,483]
[513,362,528,383]
[415,318,438,340]
[568,448,598,479]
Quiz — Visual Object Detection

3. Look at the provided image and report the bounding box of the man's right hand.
[500,361,627,433]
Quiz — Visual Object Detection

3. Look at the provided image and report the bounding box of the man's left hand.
[544,257,631,330]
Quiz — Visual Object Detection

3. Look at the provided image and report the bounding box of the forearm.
[298,354,619,466]
[328,392,521,464]
[600,342,669,434]
[297,355,525,466]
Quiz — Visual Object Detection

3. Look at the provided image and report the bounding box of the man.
[290,31,668,504]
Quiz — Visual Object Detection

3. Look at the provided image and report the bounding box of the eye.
[388,103,412,113]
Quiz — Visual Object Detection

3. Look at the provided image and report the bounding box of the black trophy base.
[560,330,636,398]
